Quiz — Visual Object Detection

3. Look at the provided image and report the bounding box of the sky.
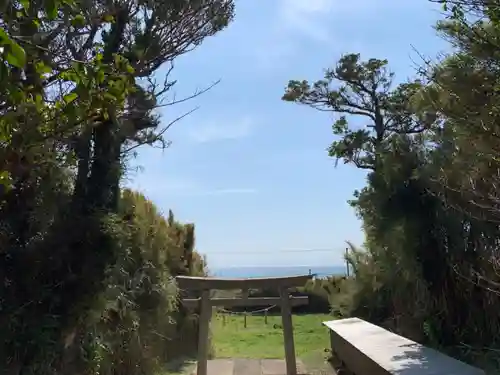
[127,0,449,269]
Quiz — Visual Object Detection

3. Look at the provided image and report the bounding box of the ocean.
[209,265,347,278]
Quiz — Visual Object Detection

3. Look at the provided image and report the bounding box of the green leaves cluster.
[0,28,26,68]
[283,53,430,170]
[80,190,205,375]
[0,0,136,195]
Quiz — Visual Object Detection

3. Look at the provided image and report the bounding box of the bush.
[329,243,432,343]
[294,277,346,314]
[58,190,205,375]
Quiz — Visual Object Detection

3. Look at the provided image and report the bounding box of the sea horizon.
[208,265,347,278]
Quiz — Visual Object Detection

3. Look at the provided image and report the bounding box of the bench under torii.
[176,274,313,375]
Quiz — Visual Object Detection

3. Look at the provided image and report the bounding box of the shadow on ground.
[164,357,197,375]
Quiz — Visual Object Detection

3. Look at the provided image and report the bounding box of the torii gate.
[176,274,313,375]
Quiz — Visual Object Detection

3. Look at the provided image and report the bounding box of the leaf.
[103,14,114,22]
[63,93,78,103]
[125,64,135,74]
[60,70,79,83]
[35,93,43,105]
[11,87,25,102]
[0,28,12,45]
[71,14,85,28]
[45,0,58,20]
[71,61,84,73]
[103,92,116,102]
[35,61,52,75]
[5,40,26,68]
[97,70,105,83]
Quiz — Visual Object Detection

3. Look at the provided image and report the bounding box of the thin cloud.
[172,187,258,197]
[252,0,335,68]
[128,176,197,194]
[194,188,258,196]
[256,0,411,66]
[278,0,334,42]
[187,117,253,144]
[133,177,258,197]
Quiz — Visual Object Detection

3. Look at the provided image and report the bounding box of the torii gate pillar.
[176,275,312,375]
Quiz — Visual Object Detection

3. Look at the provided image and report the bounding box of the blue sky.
[128,0,449,269]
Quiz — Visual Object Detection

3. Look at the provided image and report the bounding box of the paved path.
[191,358,310,375]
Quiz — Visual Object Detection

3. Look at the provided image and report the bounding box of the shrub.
[59,190,205,375]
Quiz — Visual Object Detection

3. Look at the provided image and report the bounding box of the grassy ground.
[162,312,334,374]
[211,312,334,373]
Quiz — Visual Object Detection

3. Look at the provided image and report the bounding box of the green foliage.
[0,0,234,373]
[295,277,346,314]
[283,1,500,365]
[64,190,204,375]
[283,54,434,170]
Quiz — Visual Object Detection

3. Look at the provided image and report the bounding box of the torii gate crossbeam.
[176,274,312,375]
